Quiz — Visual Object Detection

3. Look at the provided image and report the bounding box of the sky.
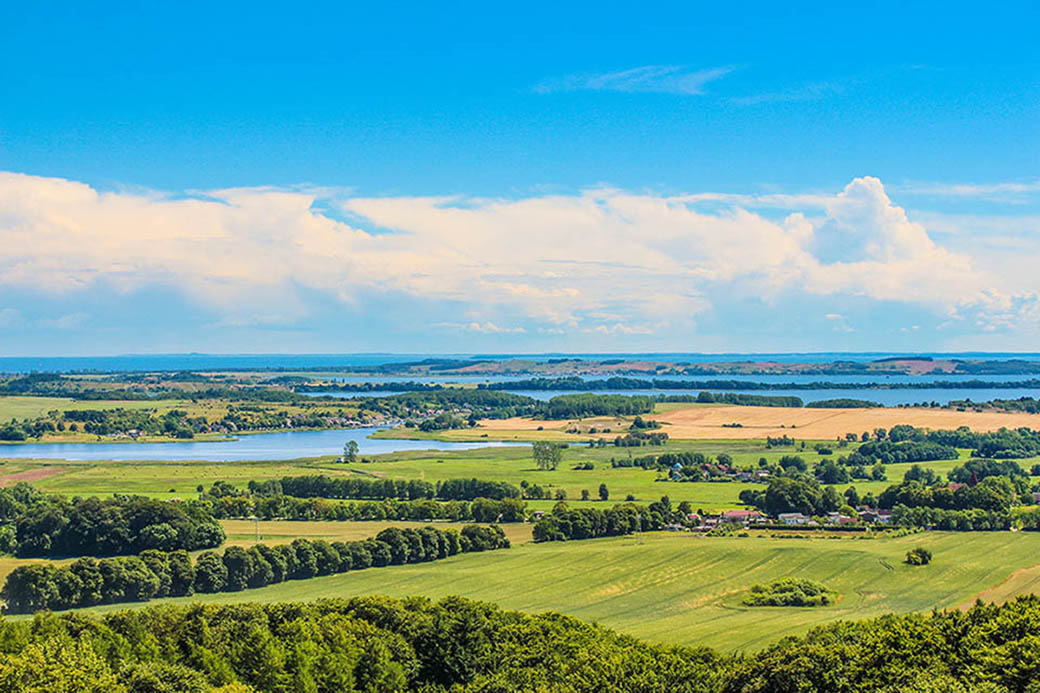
[0,1,1038,356]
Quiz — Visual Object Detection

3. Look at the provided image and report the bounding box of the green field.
[10,437,1038,511]
[7,440,852,508]
[50,530,1040,651]
[220,518,534,548]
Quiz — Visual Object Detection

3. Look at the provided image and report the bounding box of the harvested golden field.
[655,405,1040,440]
[472,406,1040,442]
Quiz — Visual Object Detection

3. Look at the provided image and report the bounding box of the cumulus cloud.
[0,171,1035,340]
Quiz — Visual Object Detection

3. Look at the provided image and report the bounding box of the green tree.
[532,441,563,470]
[343,440,359,464]
[598,483,609,501]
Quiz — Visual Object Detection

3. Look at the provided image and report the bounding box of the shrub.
[905,547,933,565]
[743,578,835,606]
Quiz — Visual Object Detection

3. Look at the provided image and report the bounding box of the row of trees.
[1,486,224,558]
[877,476,1017,512]
[535,394,656,419]
[2,524,510,614]
[256,475,520,501]
[532,500,679,542]
[890,505,1012,531]
[862,424,1040,459]
[204,493,528,523]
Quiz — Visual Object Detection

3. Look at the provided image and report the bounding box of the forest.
[2,594,1040,691]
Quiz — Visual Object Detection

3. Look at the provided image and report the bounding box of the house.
[721,509,763,525]
[778,512,810,526]
[686,512,702,524]
[858,509,881,523]
[859,508,892,524]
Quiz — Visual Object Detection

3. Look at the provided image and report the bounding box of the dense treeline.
[5,592,1040,690]
[877,424,1040,459]
[361,389,537,420]
[949,458,1028,484]
[890,505,1012,530]
[480,374,1040,392]
[805,398,882,408]
[721,596,1040,692]
[2,524,509,614]
[535,393,655,419]
[532,500,682,542]
[263,475,520,501]
[0,595,719,692]
[739,477,843,517]
[658,392,804,407]
[948,396,1040,413]
[206,493,527,522]
[878,476,1017,512]
[0,485,224,558]
[853,438,959,464]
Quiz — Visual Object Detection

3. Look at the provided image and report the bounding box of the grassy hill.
[53,530,1040,651]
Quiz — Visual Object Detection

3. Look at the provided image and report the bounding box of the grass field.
[7,440,849,507]
[9,437,1037,510]
[220,518,534,548]
[50,530,1040,651]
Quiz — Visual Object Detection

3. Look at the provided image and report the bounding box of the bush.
[743,578,835,607]
[905,547,933,565]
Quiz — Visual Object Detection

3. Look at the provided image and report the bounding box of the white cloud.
[534,65,734,95]
[462,322,526,334]
[0,171,1037,339]
[900,179,1040,202]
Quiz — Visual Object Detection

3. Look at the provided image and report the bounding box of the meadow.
[5,436,1033,508]
[45,530,1040,651]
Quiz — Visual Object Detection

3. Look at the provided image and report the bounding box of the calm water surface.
[0,427,526,462]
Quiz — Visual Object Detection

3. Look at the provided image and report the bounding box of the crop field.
[418,404,1040,443]
[220,518,534,548]
[53,530,1040,651]
[655,405,1040,441]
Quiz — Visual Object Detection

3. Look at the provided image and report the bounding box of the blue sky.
[0,1,1038,355]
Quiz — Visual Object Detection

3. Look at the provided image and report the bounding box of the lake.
[311,379,1040,406]
[0,427,526,462]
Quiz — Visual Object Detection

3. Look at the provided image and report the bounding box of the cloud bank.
[0,171,1036,348]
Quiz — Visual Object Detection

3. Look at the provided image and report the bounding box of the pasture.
[50,530,1040,651]
[7,436,1037,509]
[220,518,534,548]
